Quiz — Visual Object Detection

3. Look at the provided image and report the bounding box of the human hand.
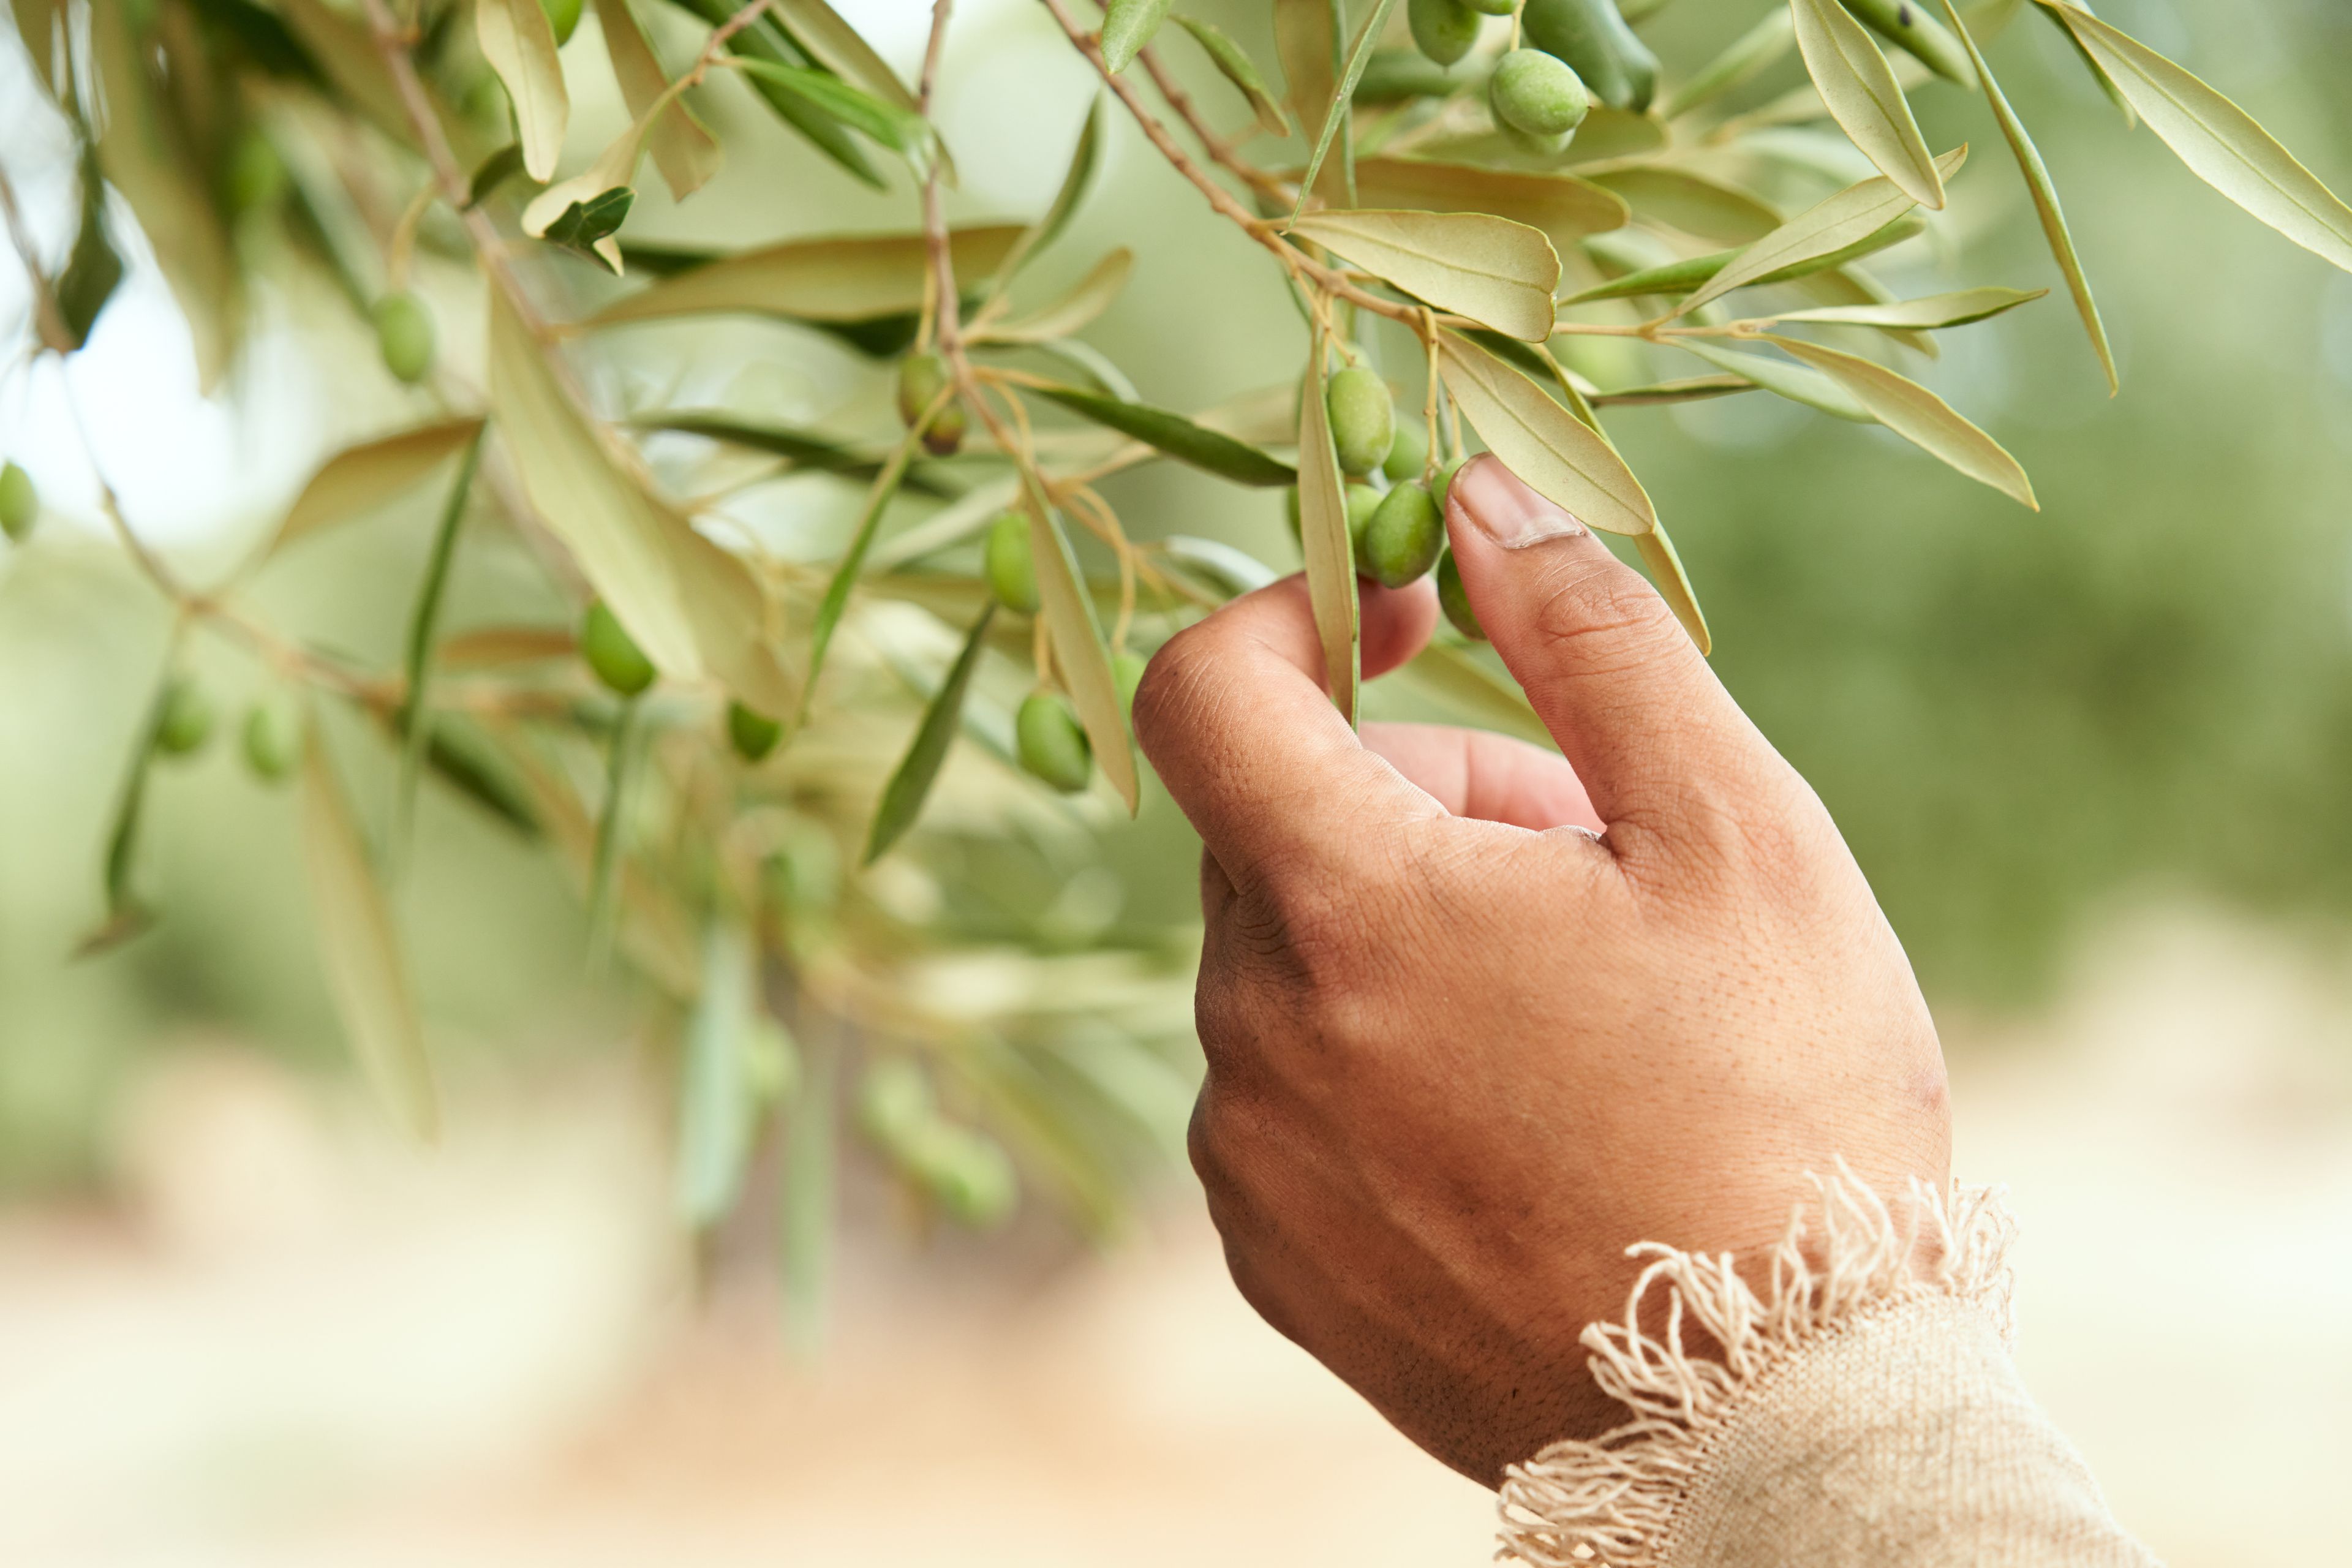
[1131,455,1951,1486]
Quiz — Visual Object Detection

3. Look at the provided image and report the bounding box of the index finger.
[1133,576,1438,879]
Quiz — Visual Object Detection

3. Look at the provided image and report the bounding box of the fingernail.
[1450,454,1587,549]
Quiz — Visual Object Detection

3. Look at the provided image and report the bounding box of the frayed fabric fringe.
[1494,1163,2017,1568]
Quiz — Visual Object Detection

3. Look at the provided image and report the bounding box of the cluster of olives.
[131,666,306,784]
[579,601,784,761]
[1290,370,1483,641]
[980,510,1148,796]
[1406,0,1657,153]
[895,351,967,457]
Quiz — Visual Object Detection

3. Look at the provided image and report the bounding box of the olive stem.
[1133,43,1291,203]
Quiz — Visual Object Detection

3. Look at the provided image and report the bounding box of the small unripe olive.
[372,292,434,385]
[1325,366,1395,478]
[1521,0,1658,113]
[1462,0,1516,12]
[896,352,965,457]
[1284,483,1384,546]
[1357,482,1445,589]
[155,676,214,758]
[1434,458,1465,511]
[728,701,782,761]
[538,0,582,45]
[1113,649,1148,711]
[1437,550,1485,639]
[1382,417,1430,485]
[1490,48,1591,138]
[1015,690,1091,793]
[581,601,657,696]
[241,698,301,782]
[223,130,287,214]
[0,461,36,543]
[1406,0,1480,66]
[984,509,1039,613]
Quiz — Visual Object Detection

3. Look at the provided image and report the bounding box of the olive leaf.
[592,225,1026,326]
[2040,2,2352,276]
[1588,168,1784,244]
[1030,384,1297,486]
[1590,374,1754,407]
[53,147,123,352]
[676,918,760,1227]
[1163,535,1278,598]
[1436,333,1658,537]
[393,425,486,861]
[732,59,936,171]
[475,0,569,183]
[772,0,925,123]
[1291,209,1559,343]
[1789,0,1945,209]
[992,96,1107,296]
[1289,0,1401,217]
[1678,147,1966,316]
[779,1033,835,1351]
[1940,0,2116,394]
[1174,15,1290,138]
[1636,522,1711,657]
[2037,0,2133,124]
[1295,343,1360,723]
[1392,644,1547,746]
[279,0,423,152]
[1025,499,1139,811]
[1676,339,1874,421]
[1664,9,1796,119]
[976,248,1134,343]
[541,187,636,273]
[1101,0,1172,74]
[1348,159,1629,255]
[1758,285,2046,330]
[466,144,527,209]
[803,431,927,718]
[631,411,959,496]
[669,0,881,187]
[1763,334,2037,506]
[865,603,997,864]
[78,671,171,959]
[595,0,722,200]
[1271,0,1335,130]
[271,417,487,554]
[1839,0,1975,88]
[13,0,62,96]
[489,293,796,716]
[300,726,440,1142]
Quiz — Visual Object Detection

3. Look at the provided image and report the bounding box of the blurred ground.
[4,901,2349,1568]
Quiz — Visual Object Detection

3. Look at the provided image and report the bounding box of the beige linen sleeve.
[1497,1171,2160,1568]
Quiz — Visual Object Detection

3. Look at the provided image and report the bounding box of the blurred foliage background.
[3,0,2351,1213]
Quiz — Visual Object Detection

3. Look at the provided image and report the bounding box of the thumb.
[1444,454,1777,842]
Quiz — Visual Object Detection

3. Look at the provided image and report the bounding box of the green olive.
[1345,482,1383,549]
[1357,483,1444,589]
[984,509,1039,613]
[581,601,657,697]
[1114,649,1148,711]
[222,130,286,214]
[1437,550,1485,639]
[1490,48,1591,139]
[728,701,782,761]
[1382,416,1430,485]
[1016,690,1092,793]
[155,676,215,758]
[896,352,965,457]
[539,0,582,45]
[1325,366,1395,478]
[372,292,434,385]
[0,461,36,544]
[1406,0,1481,66]
[241,697,302,782]
[1520,0,1657,113]
[1434,458,1465,512]
[1461,0,1516,12]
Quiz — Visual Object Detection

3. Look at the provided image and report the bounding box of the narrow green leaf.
[78,671,172,958]
[1679,147,1965,315]
[591,226,1027,327]
[1271,0,1335,130]
[1174,15,1290,137]
[2041,1,2352,276]
[669,0,883,186]
[978,248,1134,343]
[300,726,439,1141]
[1790,0,1944,208]
[476,0,569,181]
[271,417,486,554]
[1664,10,1796,119]
[1587,168,1784,244]
[772,0,924,118]
[1589,374,1755,407]
[1289,0,1401,221]
[2037,0,2133,124]
[393,425,486,862]
[990,97,1106,298]
[595,0,723,200]
[1348,159,1629,255]
[802,426,925,718]
[732,59,934,167]
[1102,0,1173,74]
[1163,535,1278,598]
[1295,344,1360,723]
[1678,338,1874,421]
[1635,522,1711,655]
[1291,209,1560,342]
[864,603,997,863]
[1760,285,2046,330]
[1027,499,1140,810]
[676,918,759,1227]
[780,1032,835,1352]
[1436,332,1658,536]
[1765,334,2037,506]
[631,411,959,496]
[1839,0,1977,88]
[1940,0,2116,394]
[1030,384,1297,486]
[464,145,526,209]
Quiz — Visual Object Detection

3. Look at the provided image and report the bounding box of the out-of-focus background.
[4,0,2352,1562]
